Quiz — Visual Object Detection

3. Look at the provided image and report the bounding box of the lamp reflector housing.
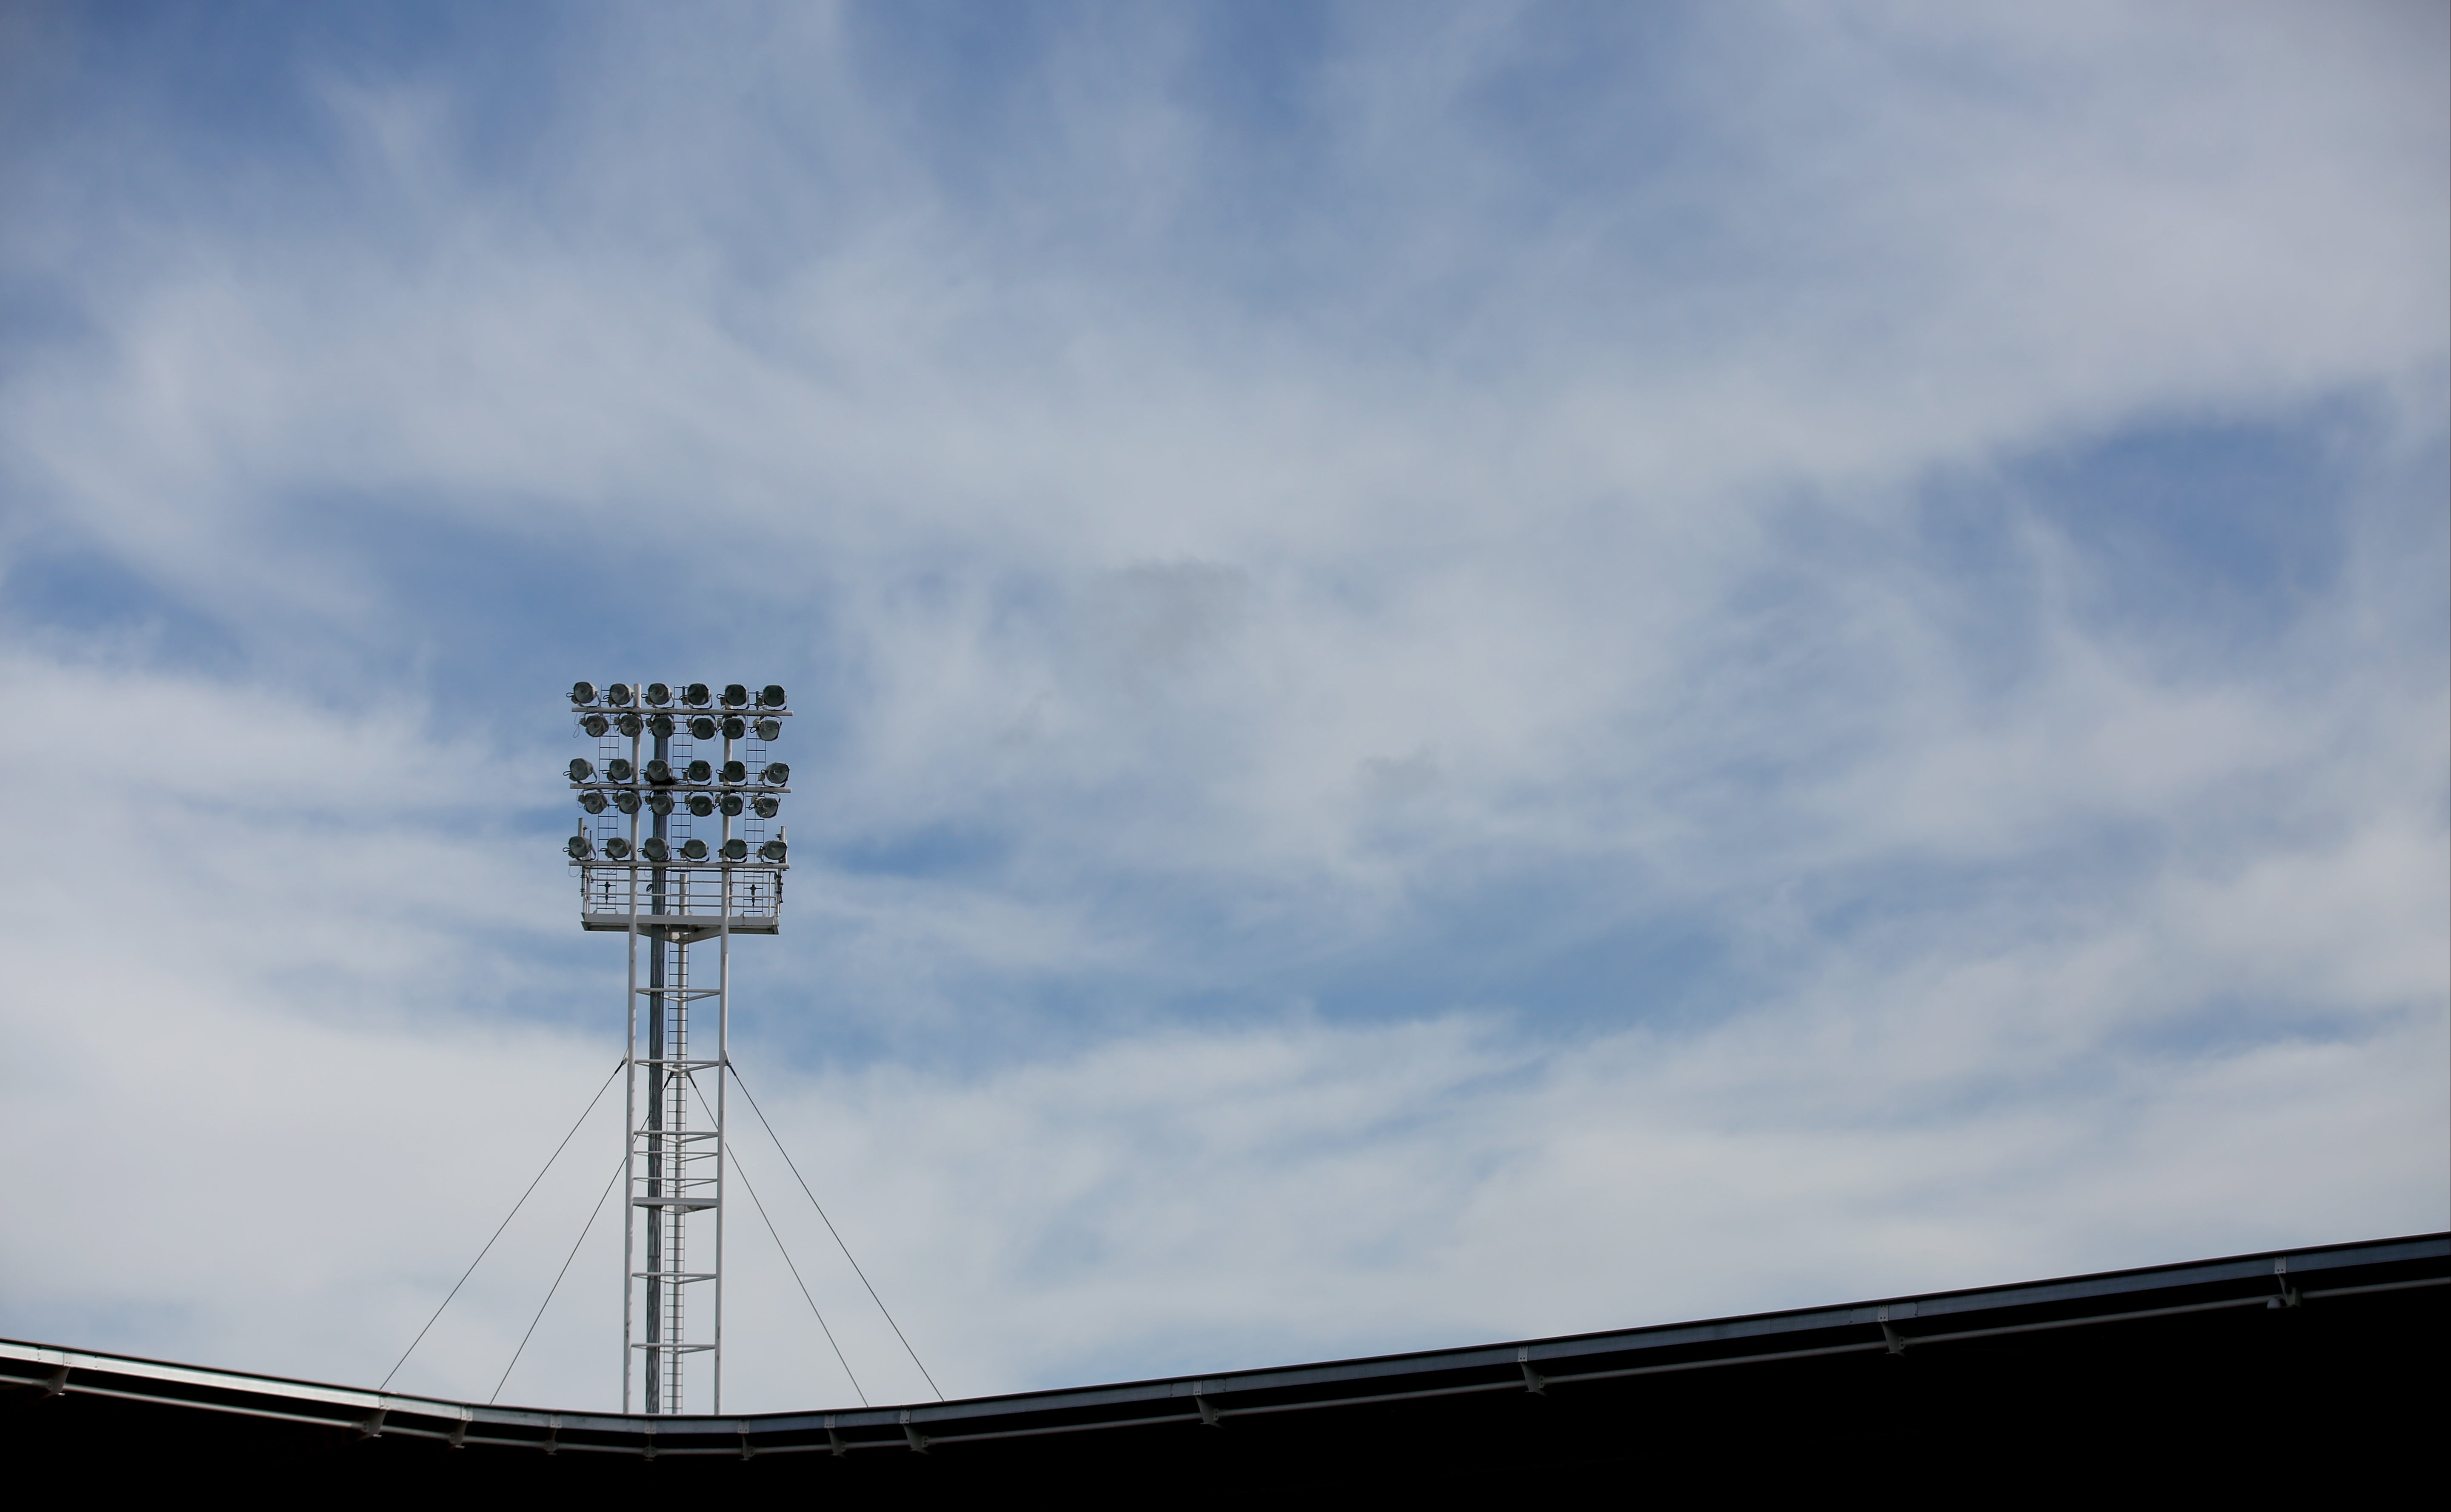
[604,836,633,860]
[754,719,782,741]
[680,838,709,861]
[648,792,674,815]
[648,713,675,738]
[571,682,598,705]
[762,762,791,785]
[752,795,780,819]
[720,760,747,783]
[684,759,713,783]
[581,714,611,737]
[690,716,719,741]
[645,758,674,784]
[720,794,744,816]
[758,839,788,862]
[646,682,672,706]
[684,682,711,706]
[721,683,749,708]
[688,795,714,817]
[641,837,669,863]
[580,791,608,814]
[760,685,787,708]
[606,757,636,782]
[720,838,748,862]
[614,791,641,814]
[722,716,747,741]
[567,835,594,860]
[608,683,635,706]
[616,712,643,737]
[568,758,594,782]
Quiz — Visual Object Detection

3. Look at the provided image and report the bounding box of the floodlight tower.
[565,679,794,1415]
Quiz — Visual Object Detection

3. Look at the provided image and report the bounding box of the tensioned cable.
[380,1056,626,1391]
[491,1154,623,1405]
[729,1064,943,1400]
[685,1074,867,1405]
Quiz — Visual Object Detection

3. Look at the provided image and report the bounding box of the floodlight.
[608,683,635,706]
[685,759,713,782]
[754,719,782,741]
[760,685,787,708]
[617,713,643,737]
[720,759,747,783]
[688,795,714,817]
[568,758,595,782]
[648,792,674,815]
[567,835,594,861]
[581,791,609,814]
[646,682,672,706]
[645,758,674,784]
[763,762,791,785]
[684,683,711,706]
[721,683,749,708]
[720,794,744,816]
[689,716,719,741]
[572,682,598,704]
[614,791,641,814]
[648,714,675,738]
[722,716,747,741]
[758,839,788,862]
[721,838,748,862]
[604,836,633,860]
[641,837,670,863]
[680,839,709,862]
[606,757,636,782]
[582,714,611,737]
[751,795,780,819]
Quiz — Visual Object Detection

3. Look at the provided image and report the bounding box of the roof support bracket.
[1195,1394,1222,1427]
[42,1364,67,1397]
[355,1409,386,1439]
[1517,1347,1547,1394]
[2268,1256,2302,1309]
[902,1409,930,1454]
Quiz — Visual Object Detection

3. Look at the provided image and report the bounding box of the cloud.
[0,0,2441,1410]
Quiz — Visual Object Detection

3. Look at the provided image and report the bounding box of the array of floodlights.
[565,680,789,865]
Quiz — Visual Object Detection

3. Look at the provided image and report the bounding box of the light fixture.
[690,716,719,741]
[641,837,670,863]
[722,716,746,741]
[568,758,595,782]
[648,714,675,739]
[688,795,714,817]
[685,759,713,783]
[754,719,781,741]
[720,759,746,784]
[603,836,633,860]
[720,794,743,816]
[572,682,599,705]
[582,714,611,737]
[721,684,749,708]
[763,762,791,785]
[680,839,709,861]
[683,683,711,706]
[617,712,643,737]
[567,835,594,860]
[608,683,635,707]
[759,685,787,708]
[720,838,748,862]
[646,683,672,706]
[751,795,779,819]
[614,791,641,814]
[758,839,788,862]
[645,759,674,785]
[648,792,674,815]
[581,792,609,814]
[606,757,636,782]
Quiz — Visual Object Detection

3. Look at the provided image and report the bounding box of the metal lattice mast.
[565,680,791,1415]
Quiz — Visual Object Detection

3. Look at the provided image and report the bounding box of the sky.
[0,0,2443,1416]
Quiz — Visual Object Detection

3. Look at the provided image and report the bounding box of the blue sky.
[1,1,2444,1414]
